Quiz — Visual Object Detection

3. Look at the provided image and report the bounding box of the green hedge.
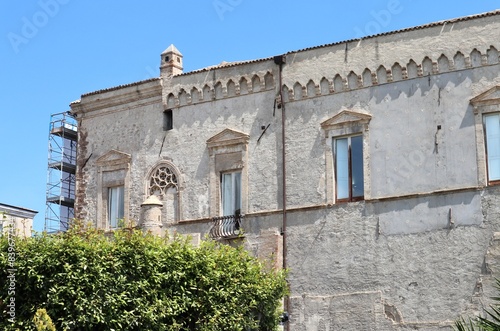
[0,225,287,330]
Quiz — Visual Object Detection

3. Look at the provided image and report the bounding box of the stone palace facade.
[69,11,500,330]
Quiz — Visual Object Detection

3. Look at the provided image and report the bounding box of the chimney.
[160,44,183,78]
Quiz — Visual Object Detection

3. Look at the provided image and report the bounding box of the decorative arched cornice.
[160,44,499,109]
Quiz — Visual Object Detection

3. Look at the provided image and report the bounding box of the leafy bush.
[0,225,287,330]
[455,279,500,331]
[33,309,56,331]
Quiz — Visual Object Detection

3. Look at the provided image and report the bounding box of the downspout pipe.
[274,54,289,330]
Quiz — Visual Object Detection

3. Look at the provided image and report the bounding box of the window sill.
[336,196,365,203]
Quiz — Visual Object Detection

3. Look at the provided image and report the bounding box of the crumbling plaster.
[70,11,500,330]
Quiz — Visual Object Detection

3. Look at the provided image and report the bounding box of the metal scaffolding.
[45,111,77,232]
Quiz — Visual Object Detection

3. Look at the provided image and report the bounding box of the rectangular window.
[484,113,500,182]
[108,186,124,228]
[221,172,241,216]
[163,109,173,131]
[334,135,364,202]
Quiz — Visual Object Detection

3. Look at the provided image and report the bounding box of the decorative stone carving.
[320,110,372,131]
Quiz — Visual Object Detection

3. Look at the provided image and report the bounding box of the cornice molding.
[207,128,250,149]
[96,149,131,168]
[471,85,500,114]
[321,110,372,131]
[0,204,38,219]
[71,80,162,117]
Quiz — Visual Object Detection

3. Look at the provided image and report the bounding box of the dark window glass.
[163,110,173,131]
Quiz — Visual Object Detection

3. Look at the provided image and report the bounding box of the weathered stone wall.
[285,198,489,330]
[73,61,500,224]
[70,11,500,330]
[167,186,496,330]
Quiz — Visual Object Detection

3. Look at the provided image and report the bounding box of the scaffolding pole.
[45,111,77,233]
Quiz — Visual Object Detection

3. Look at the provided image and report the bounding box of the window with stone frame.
[471,85,500,186]
[483,113,500,183]
[321,110,371,204]
[147,162,181,224]
[95,150,131,230]
[334,134,364,202]
[206,128,249,217]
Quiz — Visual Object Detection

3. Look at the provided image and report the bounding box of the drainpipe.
[274,54,289,331]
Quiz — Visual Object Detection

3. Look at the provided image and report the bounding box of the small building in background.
[0,203,37,237]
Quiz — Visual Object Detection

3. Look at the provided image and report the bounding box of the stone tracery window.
[149,166,178,196]
[146,163,181,224]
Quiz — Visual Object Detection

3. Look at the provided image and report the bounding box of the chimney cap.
[141,195,163,207]
[161,44,182,56]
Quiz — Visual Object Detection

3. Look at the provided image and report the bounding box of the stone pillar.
[140,195,163,235]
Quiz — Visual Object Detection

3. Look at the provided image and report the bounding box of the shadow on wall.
[168,46,498,130]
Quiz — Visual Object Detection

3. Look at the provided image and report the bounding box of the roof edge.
[288,9,500,55]
[0,203,38,218]
[81,77,161,98]
[177,9,500,77]
[76,9,500,94]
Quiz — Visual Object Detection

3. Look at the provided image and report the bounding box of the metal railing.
[209,214,243,239]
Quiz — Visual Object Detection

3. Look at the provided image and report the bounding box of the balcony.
[209,214,243,239]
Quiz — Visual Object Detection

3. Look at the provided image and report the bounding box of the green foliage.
[455,279,500,331]
[0,224,287,330]
[33,309,56,331]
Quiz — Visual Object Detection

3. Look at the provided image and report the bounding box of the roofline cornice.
[0,203,38,219]
[71,10,500,108]
[71,79,162,116]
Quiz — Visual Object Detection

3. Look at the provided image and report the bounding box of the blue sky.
[1,0,498,232]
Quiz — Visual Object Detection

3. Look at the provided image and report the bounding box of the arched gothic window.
[149,166,178,196]
[147,163,180,224]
